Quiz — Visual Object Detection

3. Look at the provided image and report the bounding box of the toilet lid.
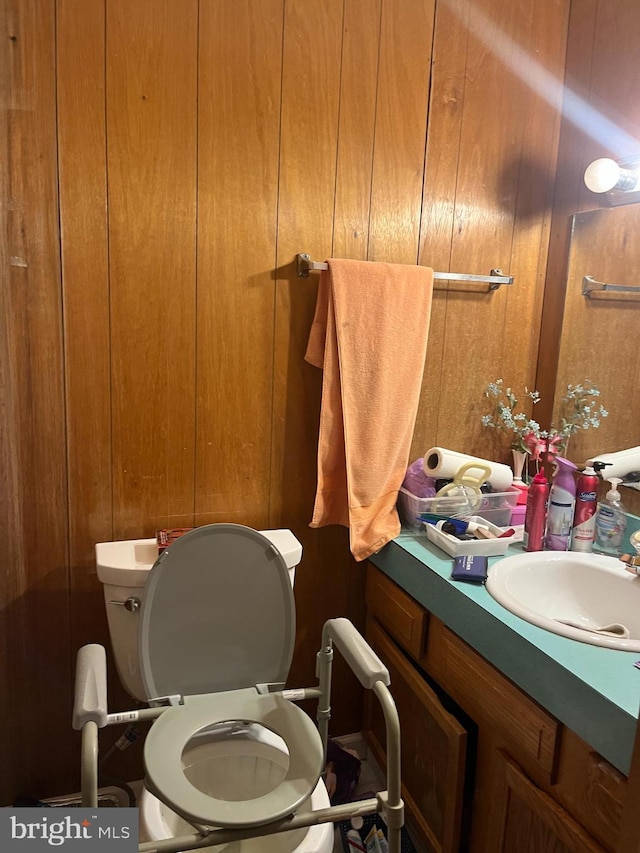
[139,524,296,700]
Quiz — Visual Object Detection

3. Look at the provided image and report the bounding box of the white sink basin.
[486,551,640,651]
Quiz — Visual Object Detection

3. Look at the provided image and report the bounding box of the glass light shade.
[584,158,640,193]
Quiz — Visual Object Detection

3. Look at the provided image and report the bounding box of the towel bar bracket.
[487,270,510,290]
[295,254,513,288]
[297,253,317,277]
[582,275,640,297]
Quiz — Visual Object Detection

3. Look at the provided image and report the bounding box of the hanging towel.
[305,259,433,561]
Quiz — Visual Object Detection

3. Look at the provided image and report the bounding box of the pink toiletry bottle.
[523,471,549,552]
[569,462,603,552]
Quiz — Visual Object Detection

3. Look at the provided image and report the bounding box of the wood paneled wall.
[1,0,569,803]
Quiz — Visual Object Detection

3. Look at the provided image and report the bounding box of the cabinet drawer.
[366,565,427,659]
[424,619,559,779]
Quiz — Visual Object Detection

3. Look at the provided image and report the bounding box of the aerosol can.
[569,462,605,552]
[544,457,577,551]
[523,471,549,552]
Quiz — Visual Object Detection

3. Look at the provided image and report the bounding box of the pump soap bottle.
[593,477,628,557]
[544,457,577,551]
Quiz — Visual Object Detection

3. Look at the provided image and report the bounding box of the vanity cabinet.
[364,565,628,852]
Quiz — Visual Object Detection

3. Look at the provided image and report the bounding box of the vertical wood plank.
[0,0,70,801]
[416,0,471,453]
[271,0,343,527]
[447,0,527,274]
[0,0,24,806]
[57,0,112,656]
[500,0,569,398]
[332,0,382,261]
[419,0,471,272]
[195,0,283,529]
[107,0,198,538]
[271,0,348,726]
[368,0,434,264]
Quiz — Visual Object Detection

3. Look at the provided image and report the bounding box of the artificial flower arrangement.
[482,379,608,469]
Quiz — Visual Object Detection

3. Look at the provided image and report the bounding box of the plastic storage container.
[425,516,517,557]
[397,486,519,532]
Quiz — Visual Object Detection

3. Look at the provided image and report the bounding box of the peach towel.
[305,259,433,560]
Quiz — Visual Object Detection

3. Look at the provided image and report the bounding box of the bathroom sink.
[486,551,640,651]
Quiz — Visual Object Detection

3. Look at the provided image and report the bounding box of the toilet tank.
[96,529,302,702]
[96,538,158,701]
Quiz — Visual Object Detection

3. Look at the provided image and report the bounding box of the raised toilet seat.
[144,688,324,827]
[76,523,402,853]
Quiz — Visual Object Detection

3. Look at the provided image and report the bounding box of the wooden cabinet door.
[485,750,605,853]
[364,617,468,853]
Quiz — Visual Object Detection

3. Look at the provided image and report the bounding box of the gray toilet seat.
[144,689,324,827]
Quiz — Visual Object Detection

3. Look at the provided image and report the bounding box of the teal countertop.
[370,533,640,776]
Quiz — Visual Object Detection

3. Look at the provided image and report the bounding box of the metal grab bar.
[582,275,640,297]
[296,253,514,290]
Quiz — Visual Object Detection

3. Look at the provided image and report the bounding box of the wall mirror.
[552,205,640,511]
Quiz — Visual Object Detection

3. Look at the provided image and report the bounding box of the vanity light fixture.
[584,155,640,206]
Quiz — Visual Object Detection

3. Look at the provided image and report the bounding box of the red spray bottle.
[523,471,549,552]
[569,462,605,552]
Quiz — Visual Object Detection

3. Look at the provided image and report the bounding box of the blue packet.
[451,555,488,584]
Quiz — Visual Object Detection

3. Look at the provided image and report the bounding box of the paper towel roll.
[423,447,514,491]
[587,446,640,481]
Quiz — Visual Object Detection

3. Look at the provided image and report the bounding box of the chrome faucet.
[620,530,640,574]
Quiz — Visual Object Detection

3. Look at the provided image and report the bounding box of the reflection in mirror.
[553,206,640,514]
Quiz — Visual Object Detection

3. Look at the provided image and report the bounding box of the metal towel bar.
[582,275,640,297]
[296,253,514,290]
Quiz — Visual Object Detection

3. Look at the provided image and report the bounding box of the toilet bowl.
[95,525,333,852]
[139,722,334,852]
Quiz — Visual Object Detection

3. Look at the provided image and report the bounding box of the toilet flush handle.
[109,597,141,613]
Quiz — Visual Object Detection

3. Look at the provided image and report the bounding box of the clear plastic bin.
[397,486,519,532]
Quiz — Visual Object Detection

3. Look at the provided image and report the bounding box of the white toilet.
[96,524,334,853]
